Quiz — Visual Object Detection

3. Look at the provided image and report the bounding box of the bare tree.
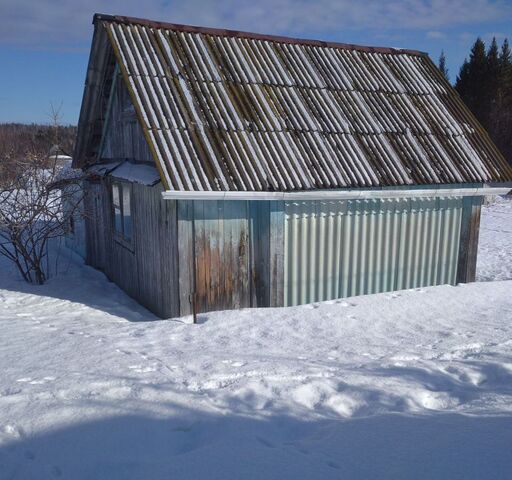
[0,154,84,284]
[0,105,84,284]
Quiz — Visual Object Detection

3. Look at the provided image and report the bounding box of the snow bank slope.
[477,196,512,281]
[1,278,512,478]
[0,199,511,479]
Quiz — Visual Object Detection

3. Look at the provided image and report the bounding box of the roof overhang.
[162,184,512,201]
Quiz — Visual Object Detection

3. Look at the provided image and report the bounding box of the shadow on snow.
[1,408,511,480]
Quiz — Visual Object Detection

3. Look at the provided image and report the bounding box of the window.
[112,182,132,242]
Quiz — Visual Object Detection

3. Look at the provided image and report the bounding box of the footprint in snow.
[296,447,310,455]
[171,424,194,433]
[327,461,341,470]
[337,300,356,307]
[28,376,56,385]
[116,349,132,355]
[51,466,63,477]
[0,387,22,397]
[256,436,276,448]
[221,360,245,367]
[24,450,35,460]
[128,365,157,373]
[387,293,401,299]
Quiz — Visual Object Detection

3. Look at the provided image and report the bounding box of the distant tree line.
[0,123,77,181]
[440,37,512,164]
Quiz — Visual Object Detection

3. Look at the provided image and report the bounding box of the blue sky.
[1,0,511,125]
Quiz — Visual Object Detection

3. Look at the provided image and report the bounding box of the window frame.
[111,180,133,249]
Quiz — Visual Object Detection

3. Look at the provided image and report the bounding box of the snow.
[477,196,512,281]
[110,162,161,186]
[0,198,511,479]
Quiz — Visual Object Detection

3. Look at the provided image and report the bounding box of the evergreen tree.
[496,38,512,162]
[455,37,512,164]
[499,38,511,71]
[468,38,488,124]
[486,38,501,137]
[438,50,449,81]
[455,58,470,98]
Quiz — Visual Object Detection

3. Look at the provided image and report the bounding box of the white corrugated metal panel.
[283,196,463,306]
[75,15,512,189]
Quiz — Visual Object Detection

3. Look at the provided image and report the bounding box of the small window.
[112,182,132,243]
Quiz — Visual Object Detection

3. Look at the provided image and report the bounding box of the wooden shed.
[73,14,512,318]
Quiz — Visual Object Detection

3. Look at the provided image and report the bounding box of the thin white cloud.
[0,0,511,48]
[458,31,476,44]
[426,31,447,40]
[484,32,508,42]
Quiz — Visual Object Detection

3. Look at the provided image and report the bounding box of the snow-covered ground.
[477,196,512,281]
[0,198,511,479]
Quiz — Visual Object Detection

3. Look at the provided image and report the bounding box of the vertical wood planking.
[134,184,179,317]
[185,200,252,314]
[177,200,194,316]
[456,196,482,283]
[249,201,271,307]
[466,197,482,282]
[269,200,285,306]
[100,69,155,163]
[85,178,180,318]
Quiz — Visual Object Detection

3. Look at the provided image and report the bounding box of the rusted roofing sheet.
[88,14,512,191]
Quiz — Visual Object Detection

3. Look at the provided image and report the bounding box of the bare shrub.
[0,154,84,284]
[0,105,83,284]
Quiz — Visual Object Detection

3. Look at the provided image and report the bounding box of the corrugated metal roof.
[76,13,512,191]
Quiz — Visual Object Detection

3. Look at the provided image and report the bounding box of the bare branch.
[0,145,85,285]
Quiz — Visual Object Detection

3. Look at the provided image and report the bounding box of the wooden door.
[193,200,250,313]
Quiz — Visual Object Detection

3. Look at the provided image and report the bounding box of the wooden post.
[456,196,482,283]
[191,204,198,324]
[177,200,194,316]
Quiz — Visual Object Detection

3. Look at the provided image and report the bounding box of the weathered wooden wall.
[84,183,483,318]
[99,68,154,163]
[84,179,179,318]
[456,196,483,283]
[176,200,285,315]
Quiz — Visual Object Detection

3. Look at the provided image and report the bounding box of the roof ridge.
[93,13,428,57]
